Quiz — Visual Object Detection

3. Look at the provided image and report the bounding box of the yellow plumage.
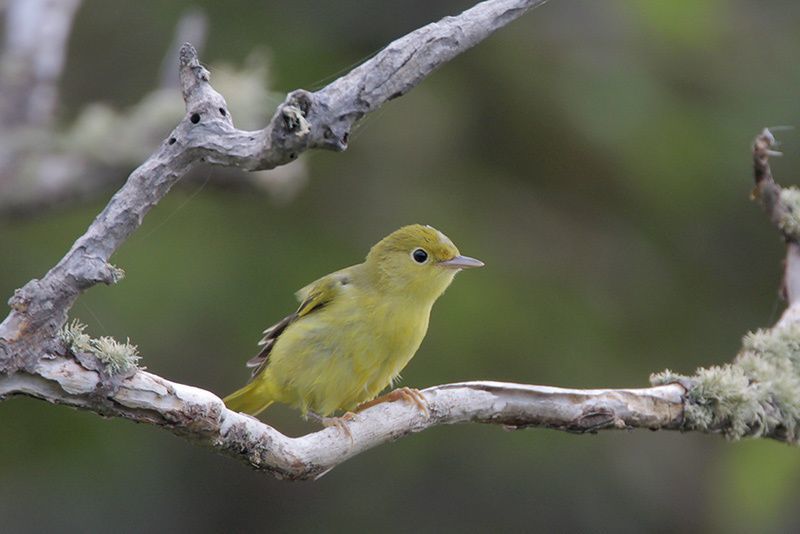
[224,224,483,418]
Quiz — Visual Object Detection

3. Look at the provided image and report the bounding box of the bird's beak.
[438,255,485,270]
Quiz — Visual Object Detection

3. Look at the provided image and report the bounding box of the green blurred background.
[3,0,800,532]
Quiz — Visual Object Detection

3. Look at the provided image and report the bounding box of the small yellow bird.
[224,224,483,423]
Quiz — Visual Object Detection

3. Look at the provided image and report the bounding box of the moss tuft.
[59,319,140,375]
[90,336,140,374]
[58,319,93,353]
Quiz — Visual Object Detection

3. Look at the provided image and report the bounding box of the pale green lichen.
[59,319,140,375]
[778,187,800,239]
[651,323,800,443]
[109,264,126,283]
[90,336,140,374]
[58,319,93,353]
[649,368,689,387]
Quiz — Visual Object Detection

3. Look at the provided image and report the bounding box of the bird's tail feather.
[223,381,274,416]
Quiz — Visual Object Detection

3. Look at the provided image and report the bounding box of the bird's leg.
[355,387,429,417]
[308,411,356,442]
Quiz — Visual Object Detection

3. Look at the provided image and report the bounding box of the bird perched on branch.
[224,224,483,428]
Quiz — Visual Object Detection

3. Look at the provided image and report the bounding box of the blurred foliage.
[3,0,800,532]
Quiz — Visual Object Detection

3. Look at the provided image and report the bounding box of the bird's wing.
[245,270,350,378]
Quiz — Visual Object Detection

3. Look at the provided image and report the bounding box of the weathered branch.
[0,355,686,480]
[0,0,545,216]
[752,128,800,304]
[752,128,782,223]
[0,0,547,371]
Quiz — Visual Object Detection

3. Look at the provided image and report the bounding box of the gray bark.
[0,357,685,480]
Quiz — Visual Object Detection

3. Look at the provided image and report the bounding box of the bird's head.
[365,224,483,300]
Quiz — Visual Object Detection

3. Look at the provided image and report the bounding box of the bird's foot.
[356,387,429,417]
[308,411,356,442]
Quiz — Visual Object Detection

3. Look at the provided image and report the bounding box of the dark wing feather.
[245,313,297,376]
[245,273,346,379]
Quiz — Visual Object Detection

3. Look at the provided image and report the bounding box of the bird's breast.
[350,296,431,392]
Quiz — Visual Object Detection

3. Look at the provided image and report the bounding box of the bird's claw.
[395,387,430,417]
[356,387,430,417]
[310,411,356,442]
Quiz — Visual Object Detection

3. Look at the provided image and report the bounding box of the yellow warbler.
[223,224,483,421]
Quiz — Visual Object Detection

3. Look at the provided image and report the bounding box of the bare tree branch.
[0,0,547,215]
[0,0,548,371]
[751,128,800,305]
[0,355,686,480]
[752,129,790,239]
[0,0,547,214]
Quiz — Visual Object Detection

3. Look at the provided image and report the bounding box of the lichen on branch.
[648,128,800,444]
[651,322,800,442]
[59,319,141,375]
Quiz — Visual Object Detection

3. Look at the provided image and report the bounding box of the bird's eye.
[412,248,429,264]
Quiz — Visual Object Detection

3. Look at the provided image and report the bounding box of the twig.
[160,8,208,89]
[752,128,800,304]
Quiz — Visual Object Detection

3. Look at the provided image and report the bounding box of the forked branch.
[0,0,548,372]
